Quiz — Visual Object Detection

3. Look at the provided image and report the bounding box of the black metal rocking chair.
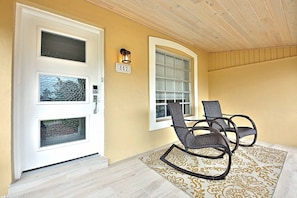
[160,102,232,180]
[202,100,257,153]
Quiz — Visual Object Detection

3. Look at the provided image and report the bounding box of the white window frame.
[149,37,198,131]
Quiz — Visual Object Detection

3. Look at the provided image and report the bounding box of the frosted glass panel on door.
[40,117,86,147]
[40,74,86,102]
[41,31,86,62]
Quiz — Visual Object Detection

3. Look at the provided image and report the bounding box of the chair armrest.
[229,114,257,130]
[229,114,250,120]
[191,119,228,132]
[203,115,231,120]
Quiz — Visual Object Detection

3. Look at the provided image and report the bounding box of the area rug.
[140,144,287,197]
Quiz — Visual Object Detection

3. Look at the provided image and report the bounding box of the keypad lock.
[93,85,98,114]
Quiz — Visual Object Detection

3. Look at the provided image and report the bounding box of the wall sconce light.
[116,48,132,74]
[120,48,131,64]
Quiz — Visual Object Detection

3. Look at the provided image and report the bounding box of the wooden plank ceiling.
[88,0,297,52]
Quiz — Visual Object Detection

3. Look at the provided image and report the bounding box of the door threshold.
[9,155,108,196]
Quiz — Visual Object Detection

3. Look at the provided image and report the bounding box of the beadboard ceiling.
[88,0,297,52]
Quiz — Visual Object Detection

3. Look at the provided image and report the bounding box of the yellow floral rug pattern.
[140,144,287,197]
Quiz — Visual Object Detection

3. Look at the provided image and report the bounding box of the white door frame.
[13,3,105,179]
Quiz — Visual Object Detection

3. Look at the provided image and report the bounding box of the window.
[149,37,198,131]
[155,50,191,119]
[41,31,86,62]
[40,117,86,147]
[39,74,86,102]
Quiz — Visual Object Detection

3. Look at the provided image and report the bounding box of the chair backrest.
[202,100,228,129]
[167,103,194,146]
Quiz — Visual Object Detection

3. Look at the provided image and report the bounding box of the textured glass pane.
[156,78,165,90]
[156,92,165,103]
[166,92,174,100]
[156,52,165,65]
[184,104,190,114]
[166,67,174,78]
[156,65,165,77]
[175,92,182,100]
[40,75,86,102]
[156,105,165,118]
[41,31,86,62]
[184,71,190,80]
[166,80,174,91]
[166,55,174,66]
[184,60,190,70]
[40,117,86,147]
[175,58,183,69]
[175,70,184,79]
[175,81,183,91]
[183,82,190,91]
[184,93,190,102]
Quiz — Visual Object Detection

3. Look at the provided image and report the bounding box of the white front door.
[14,4,104,175]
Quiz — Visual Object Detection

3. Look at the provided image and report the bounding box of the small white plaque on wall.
[115,63,131,74]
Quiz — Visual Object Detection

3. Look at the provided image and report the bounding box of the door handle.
[93,95,98,114]
[93,85,98,114]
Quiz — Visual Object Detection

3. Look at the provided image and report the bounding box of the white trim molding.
[149,36,198,131]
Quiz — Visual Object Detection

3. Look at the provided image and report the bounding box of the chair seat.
[237,127,257,138]
[224,127,256,138]
[188,133,229,149]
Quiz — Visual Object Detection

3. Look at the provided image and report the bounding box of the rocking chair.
[202,100,257,153]
[160,102,232,180]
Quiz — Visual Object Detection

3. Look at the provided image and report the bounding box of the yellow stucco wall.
[0,0,209,195]
[0,0,13,195]
[209,56,297,147]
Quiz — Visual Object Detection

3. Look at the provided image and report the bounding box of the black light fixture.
[120,48,131,64]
